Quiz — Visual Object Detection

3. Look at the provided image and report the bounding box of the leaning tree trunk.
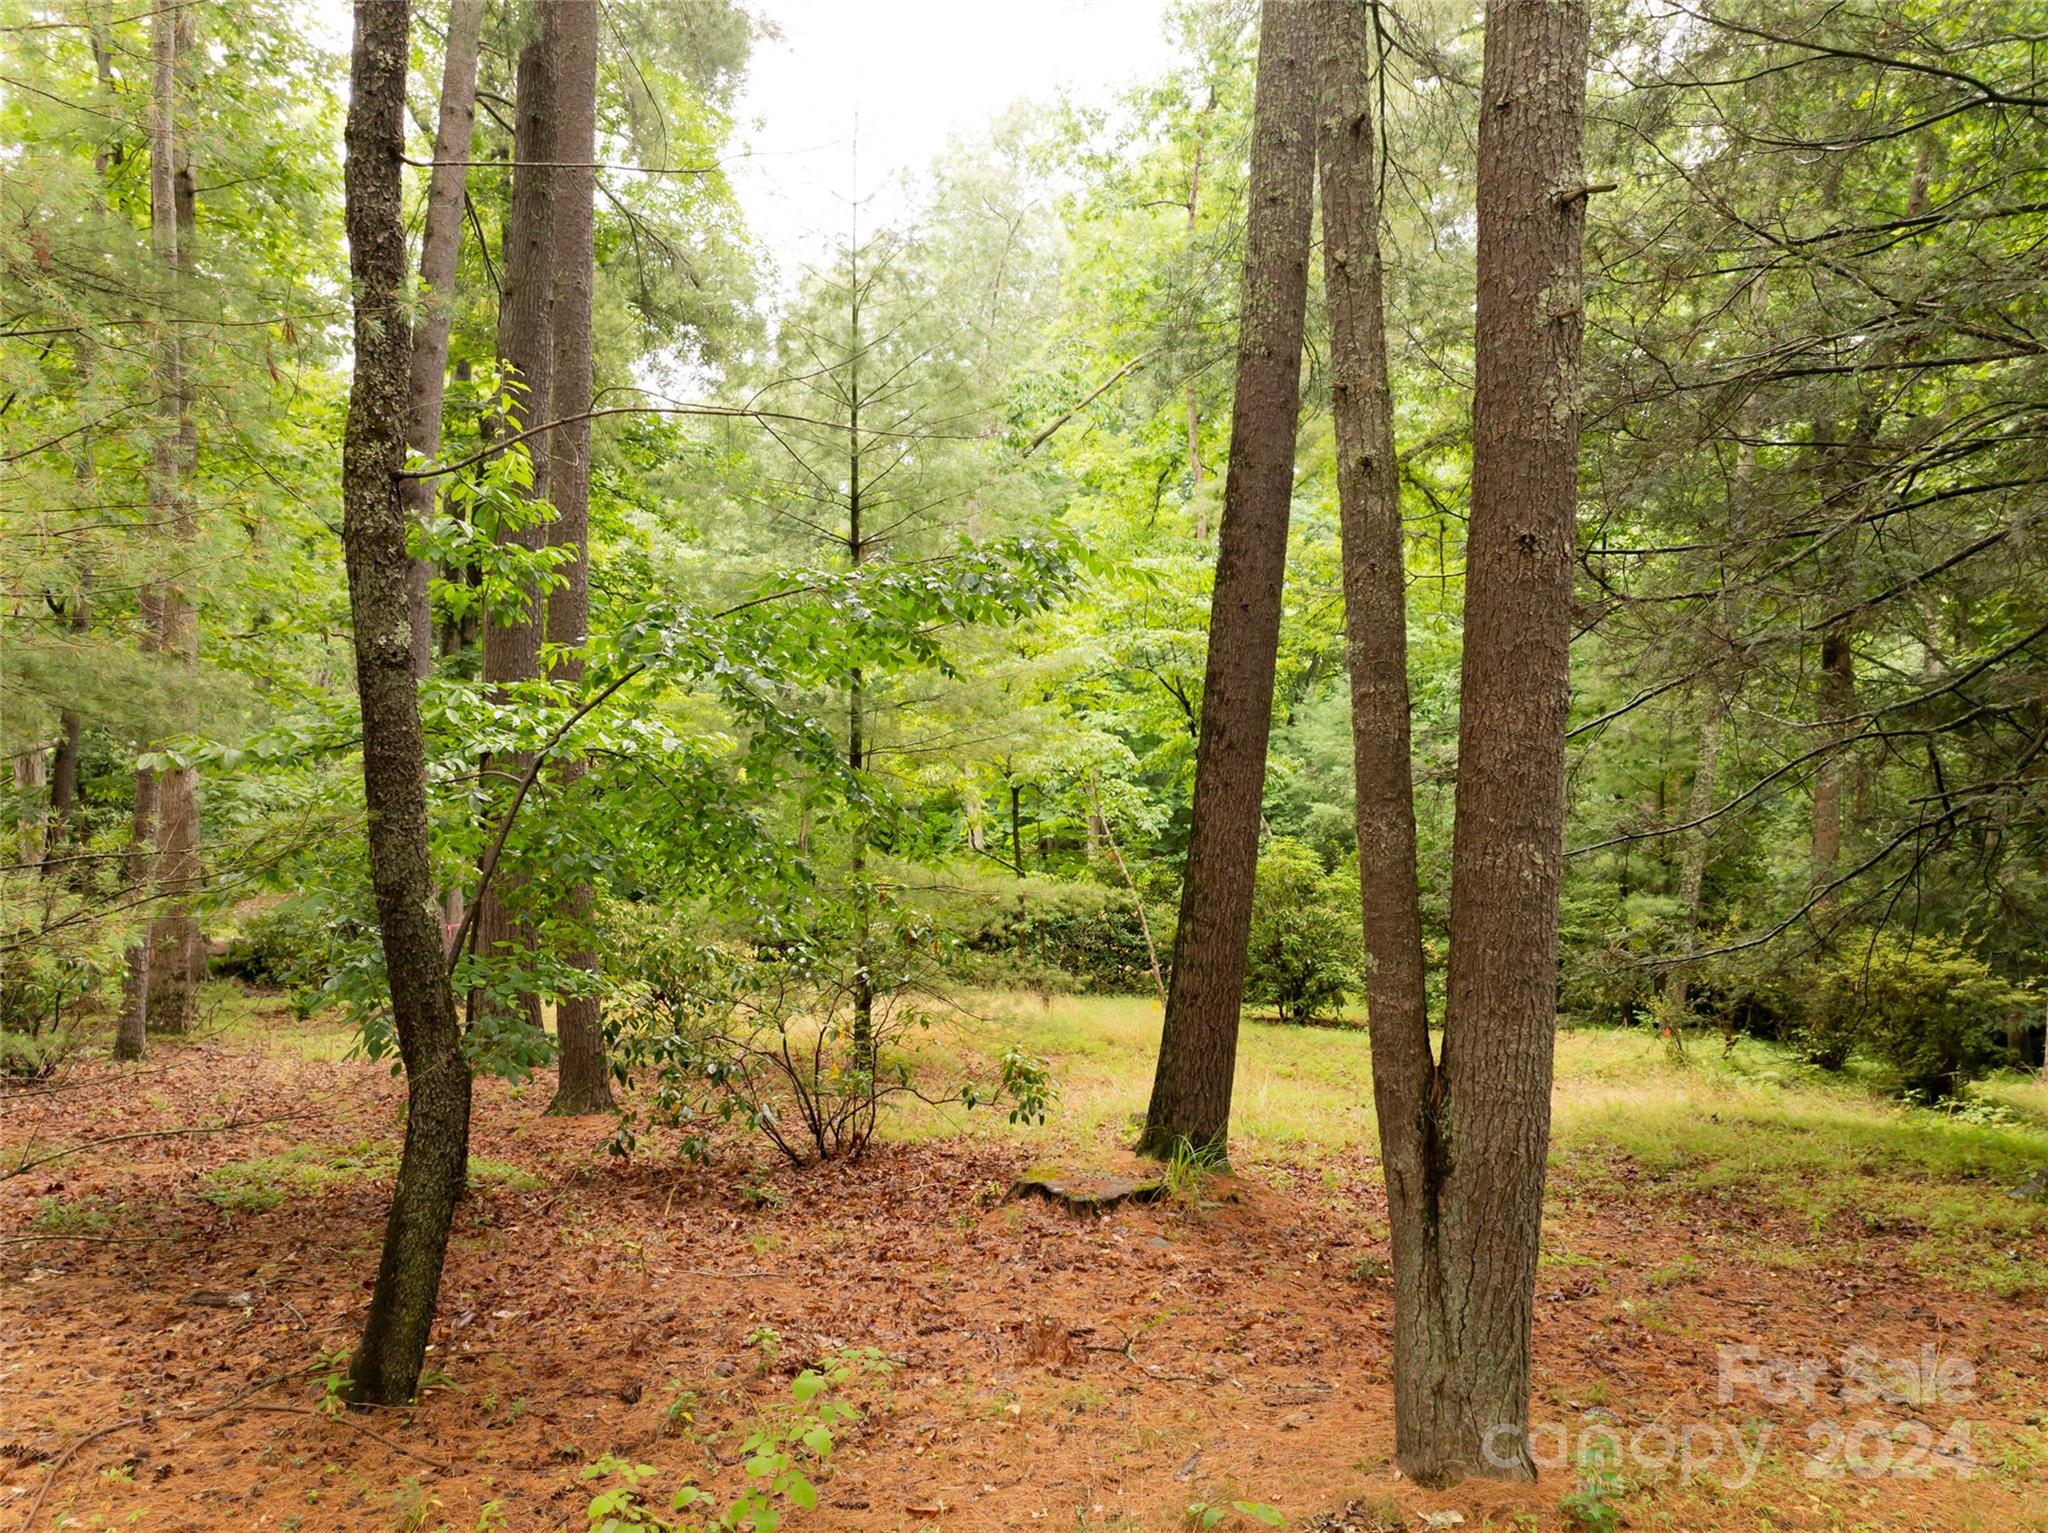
[340,0,475,1409]
[541,0,611,1115]
[1412,0,1591,1486]
[1139,0,1318,1161]
[471,5,560,1035]
[402,0,484,678]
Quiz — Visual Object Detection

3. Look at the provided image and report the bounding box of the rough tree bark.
[340,0,475,1408]
[1139,0,1318,1161]
[402,0,485,679]
[472,4,561,1034]
[541,0,611,1115]
[1408,0,1591,1485]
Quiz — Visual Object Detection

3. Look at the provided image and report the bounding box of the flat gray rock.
[1005,1172,1166,1213]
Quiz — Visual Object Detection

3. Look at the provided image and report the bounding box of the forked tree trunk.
[1409,0,1591,1485]
[541,0,611,1115]
[472,5,561,1034]
[402,0,485,678]
[340,0,474,1408]
[1140,0,1317,1161]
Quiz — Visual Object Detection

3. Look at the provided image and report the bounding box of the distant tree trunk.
[38,588,89,873]
[12,750,47,867]
[44,711,81,866]
[1319,3,1450,1462]
[114,714,160,1063]
[541,0,611,1116]
[1661,703,1723,1016]
[1186,85,1214,538]
[1009,780,1024,876]
[1810,622,1855,918]
[340,0,474,1409]
[839,244,878,1081]
[1394,0,1590,1486]
[472,5,561,1035]
[402,0,484,679]
[1139,0,1317,1161]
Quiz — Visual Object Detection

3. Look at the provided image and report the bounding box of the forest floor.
[4,986,2048,1533]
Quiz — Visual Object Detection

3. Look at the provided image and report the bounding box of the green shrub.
[1689,946,1808,1043]
[1803,933,2036,1099]
[934,876,1171,995]
[1557,890,1679,1027]
[604,902,1057,1165]
[212,898,360,1005]
[1,1026,82,1083]
[1243,839,1359,1025]
[0,872,127,1038]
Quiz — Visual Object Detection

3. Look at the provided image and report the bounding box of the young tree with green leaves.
[338,0,473,1408]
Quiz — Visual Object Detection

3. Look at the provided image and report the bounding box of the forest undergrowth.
[3,987,2044,1533]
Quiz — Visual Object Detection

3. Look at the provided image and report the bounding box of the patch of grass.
[881,994,2047,1289]
[195,979,355,1060]
[30,1195,119,1236]
[202,1139,396,1212]
[466,1156,542,1193]
[1557,1055,2048,1288]
[1978,1069,2048,1127]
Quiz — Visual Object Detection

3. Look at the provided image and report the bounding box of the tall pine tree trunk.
[340,0,474,1408]
[1401,0,1590,1484]
[402,0,484,679]
[541,0,611,1115]
[146,3,202,1033]
[1140,0,1317,1160]
[117,6,184,1057]
[472,4,560,1034]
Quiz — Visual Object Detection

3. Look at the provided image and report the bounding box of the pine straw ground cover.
[3,990,2046,1532]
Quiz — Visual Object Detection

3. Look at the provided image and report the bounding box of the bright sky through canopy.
[727,0,1175,273]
